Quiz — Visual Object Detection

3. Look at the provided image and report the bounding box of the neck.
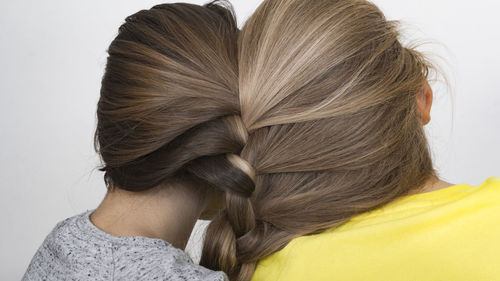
[407,175,455,196]
[89,180,206,250]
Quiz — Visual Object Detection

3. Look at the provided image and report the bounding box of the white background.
[1,0,499,279]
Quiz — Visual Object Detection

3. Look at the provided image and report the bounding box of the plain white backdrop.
[1,0,499,279]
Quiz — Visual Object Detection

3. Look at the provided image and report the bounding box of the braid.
[178,116,300,280]
[180,115,261,280]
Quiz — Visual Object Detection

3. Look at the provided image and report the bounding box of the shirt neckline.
[73,209,188,259]
[345,177,499,223]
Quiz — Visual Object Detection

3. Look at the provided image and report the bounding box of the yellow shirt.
[252,177,500,281]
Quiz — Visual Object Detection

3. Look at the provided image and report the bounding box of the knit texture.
[22,210,228,281]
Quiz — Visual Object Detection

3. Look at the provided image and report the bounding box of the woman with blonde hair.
[198,0,500,280]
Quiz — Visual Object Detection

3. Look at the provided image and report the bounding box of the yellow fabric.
[252,177,500,281]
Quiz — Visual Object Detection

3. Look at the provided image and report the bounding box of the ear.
[416,80,433,126]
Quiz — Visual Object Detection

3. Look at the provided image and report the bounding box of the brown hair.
[94,0,250,196]
[199,0,438,280]
[94,0,438,280]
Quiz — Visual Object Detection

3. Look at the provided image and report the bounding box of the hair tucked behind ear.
[200,0,439,280]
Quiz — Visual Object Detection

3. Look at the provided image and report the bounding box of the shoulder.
[23,210,113,280]
[457,176,500,209]
[30,210,95,257]
[252,177,500,281]
[476,176,500,194]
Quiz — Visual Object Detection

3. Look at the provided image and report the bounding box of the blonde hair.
[200,0,437,280]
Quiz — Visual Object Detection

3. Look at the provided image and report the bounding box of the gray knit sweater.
[22,210,228,281]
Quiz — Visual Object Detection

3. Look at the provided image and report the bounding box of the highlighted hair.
[200,0,437,280]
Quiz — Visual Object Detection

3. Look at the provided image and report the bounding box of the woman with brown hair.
[22,1,240,280]
[198,0,500,280]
